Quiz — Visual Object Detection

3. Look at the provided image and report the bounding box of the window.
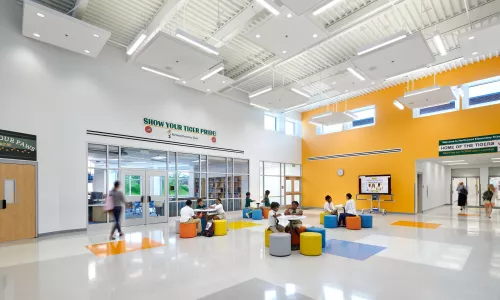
[264,114,277,131]
[413,100,459,118]
[344,106,376,130]
[285,120,295,135]
[463,76,500,109]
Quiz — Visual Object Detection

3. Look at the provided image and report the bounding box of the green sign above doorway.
[439,134,500,156]
[0,129,37,161]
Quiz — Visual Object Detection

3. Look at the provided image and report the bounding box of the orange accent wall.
[302,57,500,213]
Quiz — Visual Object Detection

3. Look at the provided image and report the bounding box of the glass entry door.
[146,171,168,224]
[285,176,301,205]
[121,170,146,226]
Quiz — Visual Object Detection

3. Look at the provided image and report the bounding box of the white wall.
[416,161,448,211]
[0,0,301,233]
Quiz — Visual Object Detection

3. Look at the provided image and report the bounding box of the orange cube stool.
[346,216,361,230]
[262,207,270,219]
[287,226,306,245]
[179,222,197,238]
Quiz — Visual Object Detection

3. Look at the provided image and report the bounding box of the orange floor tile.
[86,237,165,257]
[391,221,441,229]
[458,213,480,217]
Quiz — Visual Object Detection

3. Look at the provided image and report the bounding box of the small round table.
[255,202,261,209]
[281,215,307,250]
[335,205,345,213]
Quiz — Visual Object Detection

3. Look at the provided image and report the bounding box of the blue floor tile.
[323,239,386,261]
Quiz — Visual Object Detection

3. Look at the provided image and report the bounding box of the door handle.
[140,196,144,203]
[148,196,152,203]
[1,199,6,209]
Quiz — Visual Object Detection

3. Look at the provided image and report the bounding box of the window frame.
[462,76,500,110]
[412,86,460,118]
[285,120,296,136]
[264,114,277,132]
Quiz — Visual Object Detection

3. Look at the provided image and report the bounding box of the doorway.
[417,173,423,213]
[120,170,168,227]
[0,161,37,243]
[451,177,480,206]
[285,176,301,205]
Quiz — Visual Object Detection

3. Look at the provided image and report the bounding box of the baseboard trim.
[38,228,87,238]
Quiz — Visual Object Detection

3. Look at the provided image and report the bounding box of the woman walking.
[483,184,497,218]
[108,180,126,240]
[457,182,468,211]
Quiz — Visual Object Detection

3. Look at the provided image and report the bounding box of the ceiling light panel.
[245,10,326,59]
[458,21,500,60]
[250,87,309,111]
[352,32,434,80]
[176,72,234,95]
[22,0,111,58]
[135,32,220,80]
[398,86,458,109]
[308,111,354,126]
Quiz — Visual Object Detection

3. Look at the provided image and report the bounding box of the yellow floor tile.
[229,221,262,230]
[391,221,441,229]
[86,237,164,257]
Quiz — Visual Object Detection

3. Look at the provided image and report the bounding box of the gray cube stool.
[269,233,291,257]
[176,219,180,234]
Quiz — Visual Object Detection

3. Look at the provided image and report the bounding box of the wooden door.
[285,176,301,205]
[0,163,36,242]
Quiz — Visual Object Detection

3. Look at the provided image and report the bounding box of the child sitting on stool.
[338,193,357,227]
[268,202,284,233]
[324,195,338,215]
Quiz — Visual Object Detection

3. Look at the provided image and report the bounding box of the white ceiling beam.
[207,5,259,48]
[72,0,89,19]
[127,0,188,63]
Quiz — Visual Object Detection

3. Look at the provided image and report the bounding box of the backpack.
[463,188,468,196]
[205,220,214,237]
[483,190,493,201]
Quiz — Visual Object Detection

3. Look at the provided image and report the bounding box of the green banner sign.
[439,134,500,157]
[0,129,37,161]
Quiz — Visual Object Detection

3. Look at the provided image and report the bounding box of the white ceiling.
[29,0,500,112]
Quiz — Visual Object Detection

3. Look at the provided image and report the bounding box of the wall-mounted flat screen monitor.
[359,175,391,195]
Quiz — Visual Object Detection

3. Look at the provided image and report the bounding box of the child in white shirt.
[210,198,226,220]
[324,195,337,215]
[268,202,284,233]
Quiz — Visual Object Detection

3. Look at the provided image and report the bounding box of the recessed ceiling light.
[222,81,226,84]
[182,81,187,84]
[345,89,349,92]
[256,34,261,38]
[313,34,318,38]
[32,33,40,38]
[84,50,90,54]
[332,82,336,85]
[468,36,475,40]
[371,82,375,85]
[37,12,44,18]
[287,13,292,18]
[282,50,287,54]
[93,33,100,38]
[472,52,478,55]
[206,89,211,92]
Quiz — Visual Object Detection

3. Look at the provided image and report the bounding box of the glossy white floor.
[1,205,500,300]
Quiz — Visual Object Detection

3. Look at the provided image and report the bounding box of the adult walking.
[107,180,127,240]
[483,184,497,218]
[457,182,468,211]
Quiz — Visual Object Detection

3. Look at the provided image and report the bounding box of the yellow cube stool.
[214,220,228,236]
[320,212,325,225]
[300,232,322,256]
[265,229,272,247]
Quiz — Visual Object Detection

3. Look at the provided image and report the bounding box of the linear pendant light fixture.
[308,121,322,126]
[393,100,404,110]
[249,85,273,98]
[433,31,447,56]
[256,0,280,15]
[313,0,342,16]
[404,85,441,98]
[250,103,270,111]
[347,67,365,81]
[357,33,407,56]
[311,112,332,120]
[291,88,310,98]
[127,31,147,55]
[175,29,219,55]
[141,66,180,80]
[285,102,309,112]
[200,65,224,81]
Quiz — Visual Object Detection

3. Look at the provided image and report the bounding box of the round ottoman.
[262,207,271,219]
[265,228,272,247]
[175,219,180,234]
[179,222,197,238]
[300,232,322,256]
[214,220,228,236]
[252,209,263,220]
[324,215,338,229]
[320,212,325,225]
[346,216,361,230]
[306,227,326,248]
[360,214,373,228]
[269,233,291,257]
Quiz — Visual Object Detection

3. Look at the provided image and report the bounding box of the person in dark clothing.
[109,180,126,240]
[457,182,468,211]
